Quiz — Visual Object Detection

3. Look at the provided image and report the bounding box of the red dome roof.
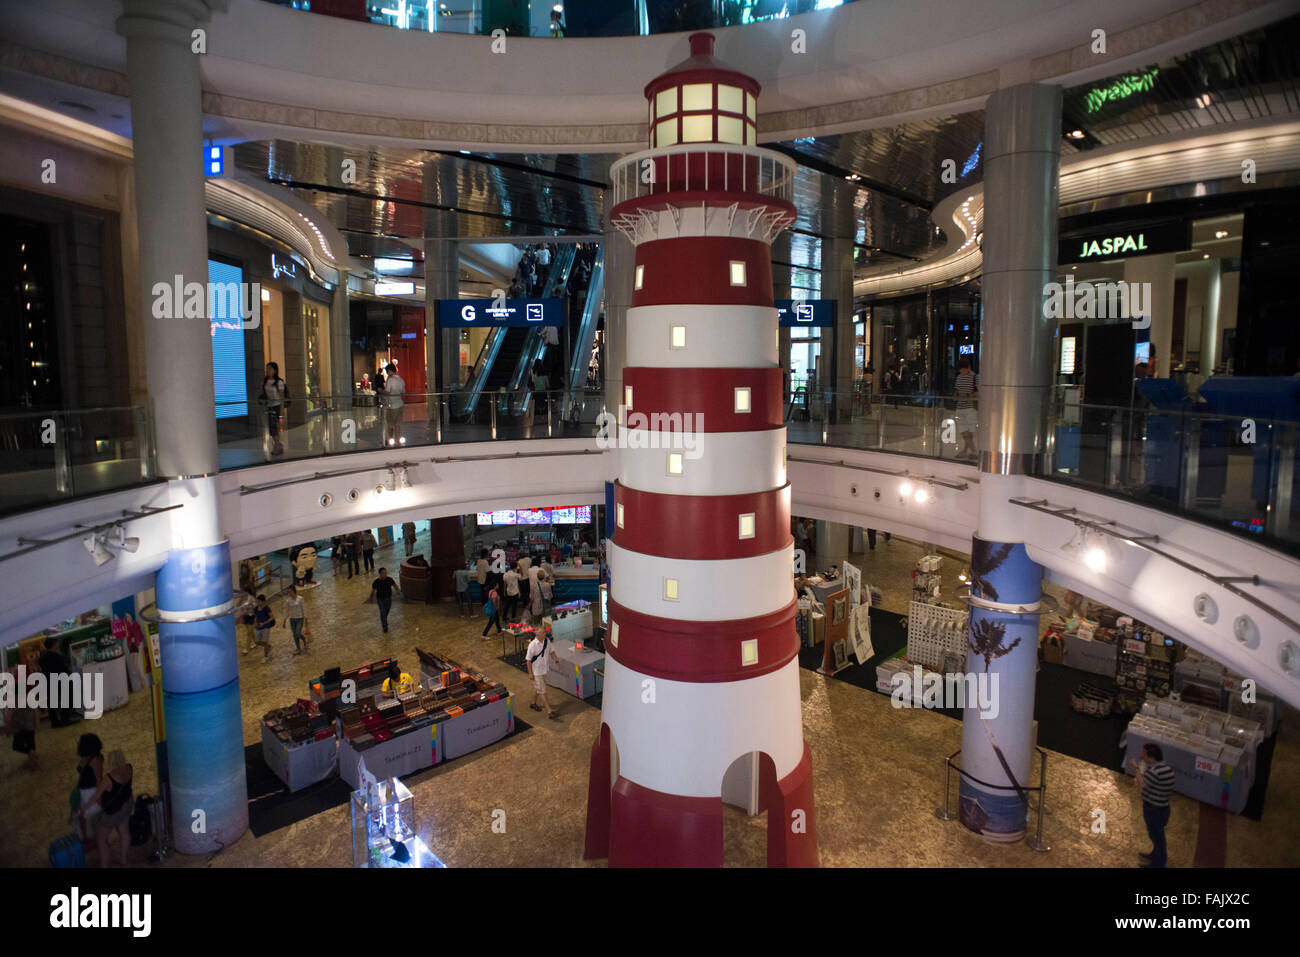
[643,32,761,101]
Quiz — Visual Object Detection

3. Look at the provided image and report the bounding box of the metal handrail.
[936,746,1050,852]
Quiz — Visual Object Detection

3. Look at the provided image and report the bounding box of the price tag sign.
[1133,664,1147,676]
[1195,756,1222,776]
[1124,638,1147,654]
[1221,676,1239,692]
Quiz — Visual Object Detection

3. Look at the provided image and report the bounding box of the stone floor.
[3,528,1296,868]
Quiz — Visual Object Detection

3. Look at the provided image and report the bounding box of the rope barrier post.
[935,750,958,821]
[1026,747,1051,852]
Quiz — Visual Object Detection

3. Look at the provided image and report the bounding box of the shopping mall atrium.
[1,0,1299,890]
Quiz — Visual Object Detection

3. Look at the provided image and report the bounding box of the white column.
[1123,253,1176,377]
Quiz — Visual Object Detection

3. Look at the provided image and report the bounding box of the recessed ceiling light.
[1068,129,1085,139]
[1215,230,1228,239]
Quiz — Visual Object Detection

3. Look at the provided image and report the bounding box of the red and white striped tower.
[583,32,816,868]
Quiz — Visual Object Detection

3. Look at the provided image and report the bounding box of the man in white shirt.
[382,363,406,446]
[503,566,521,620]
[526,630,560,720]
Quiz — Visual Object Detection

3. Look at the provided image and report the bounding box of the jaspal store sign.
[1059,221,1189,265]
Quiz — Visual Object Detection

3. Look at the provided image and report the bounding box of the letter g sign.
[461,304,476,322]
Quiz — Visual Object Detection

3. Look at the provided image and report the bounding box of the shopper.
[253,595,275,661]
[476,550,490,587]
[1135,742,1175,868]
[402,522,418,558]
[383,363,406,446]
[866,528,892,549]
[38,637,72,727]
[259,361,289,456]
[502,564,521,621]
[953,357,978,462]
[85,749,133,868]
[4,663,38,770]
[538,571,554,618]
[347,531,362,579]
[75,733,104,840]
[454,563,472,618]
[525,628,560,720]
[370,567,400,634]
[481,582,502,638]
[283,585,309,655]
[330,536,344,577]
[361,529,377,573]
[237,588,258,652]
[528,568,545,621]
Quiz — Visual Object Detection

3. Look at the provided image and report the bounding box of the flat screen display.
[550,507,577,524]
[575,505,592,524]
[516,508,550,525]
[490,509,516,525]
[208,259,248,419]
[476,512,494,525]
[1059,336,1077,375]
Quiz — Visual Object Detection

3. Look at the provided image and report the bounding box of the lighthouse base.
[583,733,818,868]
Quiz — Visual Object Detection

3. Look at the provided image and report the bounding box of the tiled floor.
[3,529,1296,868]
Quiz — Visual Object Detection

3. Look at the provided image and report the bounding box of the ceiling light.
[1068,129,1085,139]
[83,533,114,566]
[374,258,414,273]
[913,487,929,504]
[899,481,913,497]
[1196,93,1211,109]
[1083,542,1107,572]
[1215,230,1228,239]
[1203,253,1210,259]
[112,525,139,553]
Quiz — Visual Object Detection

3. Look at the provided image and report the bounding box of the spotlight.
[399,436,406,445]
[1060,523,1086,557]
[913,487,929,504]
[957,568,969,583]
[1068,129,1085,139]
[899,481,913,497]
[113,525,140,553]
[1083,542,1107,572]
[83,532,114,566]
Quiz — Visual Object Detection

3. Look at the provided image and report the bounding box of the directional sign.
[437,298,563,328]
[776,298,836,327]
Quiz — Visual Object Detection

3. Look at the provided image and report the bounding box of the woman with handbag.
[481,583,502,638]
[85,749,133,867]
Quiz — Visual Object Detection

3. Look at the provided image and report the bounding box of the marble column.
[331,269,351,397]
[1123,253,1176,376]
[423,238,459,427]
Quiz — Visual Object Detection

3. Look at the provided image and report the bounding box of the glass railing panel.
[0,406,156,515]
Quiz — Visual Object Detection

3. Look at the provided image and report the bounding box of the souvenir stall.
[261,699,339,792]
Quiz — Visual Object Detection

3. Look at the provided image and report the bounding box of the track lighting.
[83,532,114,566]
[1083,536,1109,572]
[112,524,139,553]
[899,481,913,497]
[1060,523,1087,557]
[913,487,929,504]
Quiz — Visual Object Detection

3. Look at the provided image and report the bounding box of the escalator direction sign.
[438,298,563,327]
[776,299,836,327]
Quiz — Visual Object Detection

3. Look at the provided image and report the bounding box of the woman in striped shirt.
[953,358,978,462]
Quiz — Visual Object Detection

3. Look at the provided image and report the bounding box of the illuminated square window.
[663,578,679,601]
[669,325,687,349]
[745,91,756,121]
[656,86,678,118]
[729,261,747,286]
[717,115,744,145]
[738,513,756,539]
[634,264,644,289]
[682,83,712,111]
[655,119,678,148]
[616,503,625,528]
[682,114,712,143]
[610,621,619,648]
[625,385,633,410]
[734,386,751,413]
[667,452,684,475]
[718,84,743,114]
[741,638,759,666]
[746,123,756,146]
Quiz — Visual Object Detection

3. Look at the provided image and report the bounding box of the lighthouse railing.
[610,143,796,208]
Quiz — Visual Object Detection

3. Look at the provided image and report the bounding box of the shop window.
[667,451,684,475]
[635,264,644,289]
[670,325,687,349]
[734,386,751,413]
[656,87,678,119]
[741,638,758,666]
[746,91,756,121]
[738,513,756,539]
[663,578,679,601]
[609,621,619,648]
[682,114,712,143]
[729,261,747,286]
[655,120,678,148]
[682,83,712,111]
[717,84,743,114]
[718,115,744,145]
[616,503,625,528]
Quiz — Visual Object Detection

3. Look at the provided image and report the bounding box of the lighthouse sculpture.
[583,32,817,867]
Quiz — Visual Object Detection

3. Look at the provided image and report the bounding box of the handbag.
[483,600,496,618]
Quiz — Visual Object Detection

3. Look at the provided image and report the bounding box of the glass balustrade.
[3,385,1295,554]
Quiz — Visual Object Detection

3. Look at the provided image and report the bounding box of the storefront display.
[261,700,338,792]
[546,601,593,643]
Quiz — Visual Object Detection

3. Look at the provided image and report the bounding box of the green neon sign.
[1084,68,1160,113]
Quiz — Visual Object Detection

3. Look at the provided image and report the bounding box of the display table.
[547,566,599,603]
[78,654,130,712]
[1061,633,1118,677]
[546,607,593,644]
[546,640,604,700]
[337,694,514,787]
[500,627,532,658]
[261,722,338,792]
[1121,725,1254,815]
